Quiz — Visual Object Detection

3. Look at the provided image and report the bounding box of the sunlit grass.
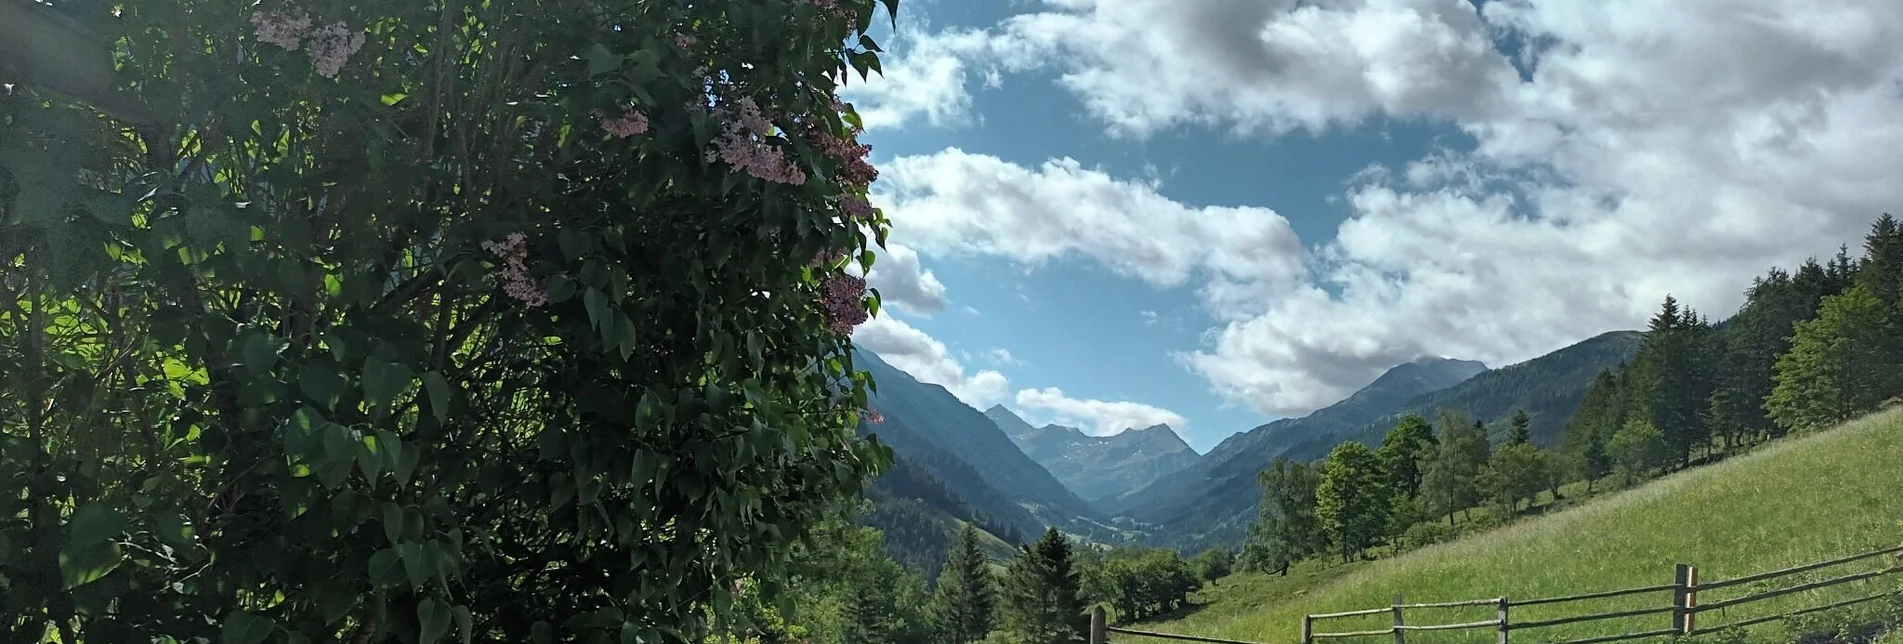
[1119,409,1903,644]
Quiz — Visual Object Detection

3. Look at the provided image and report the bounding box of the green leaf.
[422,371,451,423]
[584,288,609,333]
[368,548,404,586]
[362,356,415,410]
[67,503,126,546]
[381,93,409,105]
[585,42,622,76]
[154,512,194,550]
[399,542,431,590]
[418,597,451,644]
[382,503,404,545]
[358,433,385,487]
[220,611,275,644]
[394,442,420,486]
[531,622,554,644]
[453,605,475,644]
[299,362,348,410]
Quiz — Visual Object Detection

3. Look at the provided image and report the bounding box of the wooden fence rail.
[1090,544,1903,644]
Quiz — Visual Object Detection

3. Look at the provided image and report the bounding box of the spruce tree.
[1000,528,1087,644]
[1861,214,1903,310]
[931,524,997,644]
[1506,409,1532,446]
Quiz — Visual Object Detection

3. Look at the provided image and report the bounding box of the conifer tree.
[931,524,997,644]
[1506,409,1532,446]
[999,528,1087,644]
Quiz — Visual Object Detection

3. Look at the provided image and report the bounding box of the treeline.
[1561,214,1903,483]
[1236,213,1903,575]
[721,511,1098,644]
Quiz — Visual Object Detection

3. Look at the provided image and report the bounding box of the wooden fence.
[1089,544,1903,644]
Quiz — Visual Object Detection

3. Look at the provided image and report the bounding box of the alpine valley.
[849,330,1647,569]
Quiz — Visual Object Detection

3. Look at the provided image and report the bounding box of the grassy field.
[1116,409,1903,644]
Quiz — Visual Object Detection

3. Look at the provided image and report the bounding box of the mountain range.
[987,406,1201,507]
[850,330,1644,560]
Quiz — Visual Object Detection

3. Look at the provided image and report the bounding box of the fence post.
[1089,605,1106,644]
[1392,594,1406,644]
[1497,597,1510,644]
[1302,614,1315,644]
[1684,566,1700,635]
[1672,563,1691,633]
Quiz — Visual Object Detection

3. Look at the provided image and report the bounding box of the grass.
[1115,409,1903,644]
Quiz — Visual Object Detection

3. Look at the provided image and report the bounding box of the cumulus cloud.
[856,0,1903,416]
[861,242,949,315]
[852,316,1011,407]
[874,149,1310,313]
[838,25,1040,130]
[986,348,1024,366]
[1016,387,1190,437]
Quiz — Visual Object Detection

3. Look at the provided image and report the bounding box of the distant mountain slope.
[1106,357,1490,549]
[1121,335,1642,553]
[989,406,1201,507]
[862,454,1024,577]
[854,350,1112,541]
[1283,331,1647,462]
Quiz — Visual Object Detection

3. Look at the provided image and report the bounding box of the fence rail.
[1090,543,1903,644]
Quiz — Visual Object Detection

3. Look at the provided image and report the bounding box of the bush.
[1397,521,1455,552]
[0,1,902,642]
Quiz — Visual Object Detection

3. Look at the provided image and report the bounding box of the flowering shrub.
[0,0,900,642]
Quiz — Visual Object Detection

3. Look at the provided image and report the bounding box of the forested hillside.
[1282,330,1647,463]
[1230,213,1903,582]
[1105,359,1489,548]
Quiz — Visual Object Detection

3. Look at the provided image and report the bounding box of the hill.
[1105,357,1491,550]
[1134,408,1903,644]
[1281,330,1646,462]
[854,349,1118,542]
[989,405,1201,507]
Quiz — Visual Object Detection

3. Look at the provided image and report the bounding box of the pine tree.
[1857,214,1903,310]
[1626,295,1712,467]
[1506,409,1532,446]
[931,524,997,644]
[1766,285,1899,431]
[999,528,1086,644]
[1559,369,1623,493]
[1315,442,1390,561]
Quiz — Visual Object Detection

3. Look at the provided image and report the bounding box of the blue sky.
[838,0,1903,452]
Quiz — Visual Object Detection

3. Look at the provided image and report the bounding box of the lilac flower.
[251,9,313,50]
[481,233,549,307]
[602,110,651,138]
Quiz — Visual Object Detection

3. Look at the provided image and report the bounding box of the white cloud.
[861,242,949,315]
[986,348,1024,366]
[873,149,1310,314]
[1015,387,1189,437]
[855,0,1903,416]
[838,25,1040,130]
[852,315,1011,407]
[1139,310,1159,325]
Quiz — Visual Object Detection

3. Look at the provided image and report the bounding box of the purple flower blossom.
[481,233,549,307]
[839,196,874,220]
[602,110,651,138]
[306,22,366,78]
[820,273,868,334]
[709,98,806,185]
[251,9,313,50]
